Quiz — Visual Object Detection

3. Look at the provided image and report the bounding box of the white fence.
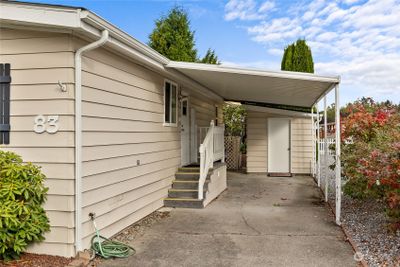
[319,138,335,155]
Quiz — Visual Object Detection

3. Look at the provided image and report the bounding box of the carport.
[167,62,342,225]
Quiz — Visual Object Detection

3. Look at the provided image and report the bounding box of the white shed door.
[268,118,290,173]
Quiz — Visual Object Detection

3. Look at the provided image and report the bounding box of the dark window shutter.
[0,63,11,145]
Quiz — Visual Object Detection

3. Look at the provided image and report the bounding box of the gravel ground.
[329,194,400,267]
[0,253,73,267]
[92,210,170,266]
[111,210,170,244]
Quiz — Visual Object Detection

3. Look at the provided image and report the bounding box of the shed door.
[268,118,290,174]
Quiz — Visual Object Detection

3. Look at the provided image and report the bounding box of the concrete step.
[175,172,200,180]
[168,189,206,198]
[178,167,200,173]
[171,180,209,189]
[164,197,204,209]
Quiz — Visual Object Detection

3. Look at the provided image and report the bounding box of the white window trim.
[163,79,178,127]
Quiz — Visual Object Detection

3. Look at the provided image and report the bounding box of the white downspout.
[74,30,109,253]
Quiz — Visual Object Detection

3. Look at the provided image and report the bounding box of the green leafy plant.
[223,103,246,136]
[0,151,50,261]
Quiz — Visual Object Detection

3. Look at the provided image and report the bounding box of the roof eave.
[167,61,341,84]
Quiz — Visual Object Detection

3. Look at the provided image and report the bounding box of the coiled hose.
[90,213,135,259]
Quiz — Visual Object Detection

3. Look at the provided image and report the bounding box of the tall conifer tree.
[281,39,314,73]
[149,7,197,62]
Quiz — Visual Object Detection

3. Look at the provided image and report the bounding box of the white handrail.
[198,120,225,200]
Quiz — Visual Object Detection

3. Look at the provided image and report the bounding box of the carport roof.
[167,61,340,108]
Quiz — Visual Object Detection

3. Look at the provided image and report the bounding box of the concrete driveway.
[99,173,356,267]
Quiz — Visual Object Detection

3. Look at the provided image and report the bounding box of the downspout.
[74,30,109,253]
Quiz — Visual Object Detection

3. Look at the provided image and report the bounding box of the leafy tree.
[281,39,314,73]
[199,48,220,64]
[149,7,197,62]
[223,103,246,136]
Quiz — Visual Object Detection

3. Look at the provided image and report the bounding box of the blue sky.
[24,0,400,106]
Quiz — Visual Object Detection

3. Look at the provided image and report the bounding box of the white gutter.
[167,61,341,84]
[74,29,109,253]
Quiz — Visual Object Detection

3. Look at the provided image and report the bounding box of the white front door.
[268,118,290,173]
[180,98,190,166]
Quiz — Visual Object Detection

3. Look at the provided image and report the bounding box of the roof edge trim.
[167,61,340,84]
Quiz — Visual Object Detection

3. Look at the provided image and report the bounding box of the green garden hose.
[89,213,135,259]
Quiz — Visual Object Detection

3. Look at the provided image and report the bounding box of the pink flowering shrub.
[341,98,400,230]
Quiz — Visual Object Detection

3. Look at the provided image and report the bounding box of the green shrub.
[0,151,50,261]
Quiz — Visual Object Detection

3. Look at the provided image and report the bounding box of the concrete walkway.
[99,173,356,267]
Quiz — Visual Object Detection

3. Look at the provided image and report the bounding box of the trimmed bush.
[0,151,50,261]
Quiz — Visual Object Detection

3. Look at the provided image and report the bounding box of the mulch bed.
[0,253,73,267]
[329,195,400,267]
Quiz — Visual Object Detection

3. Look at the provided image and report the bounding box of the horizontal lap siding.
[291,118,313,174]
[189,94,222,127]
[246,112,267,173]
[0,28,75,257]
[246,111,312,174]
[78,42,180,249]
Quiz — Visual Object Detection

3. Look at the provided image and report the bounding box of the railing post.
[199,144,205,200]
[210,120,214,169]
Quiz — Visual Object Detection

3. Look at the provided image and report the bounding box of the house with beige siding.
[0,1,341,258]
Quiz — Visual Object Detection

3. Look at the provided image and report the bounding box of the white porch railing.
[198,120,225,200]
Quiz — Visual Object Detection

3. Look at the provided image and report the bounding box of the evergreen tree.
[149,7,197,62]
[281,39,314,73]
[281,44,294,71]
[199,48,220,64]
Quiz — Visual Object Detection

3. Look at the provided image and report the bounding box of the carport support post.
[324,96,328,202]
[316,105,320,187]
[335,84,341,225]
[311,107,315,177]
[311,106,315,177]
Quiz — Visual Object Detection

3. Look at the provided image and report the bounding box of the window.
[164,80,177,126]
[0,63,11,145]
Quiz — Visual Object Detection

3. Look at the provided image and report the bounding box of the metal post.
[316,105,321,187]
[335,84,341,225]
[311,107,315,177]
[324,96,328,202]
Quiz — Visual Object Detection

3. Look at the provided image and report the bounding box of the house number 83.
[34,115,59,134]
